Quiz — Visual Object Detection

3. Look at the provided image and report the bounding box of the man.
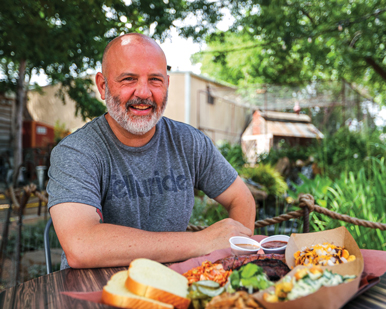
[47,33,255,269]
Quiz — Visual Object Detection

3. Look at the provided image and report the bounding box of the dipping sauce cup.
[229,236,261,256]
[260,235,289,254]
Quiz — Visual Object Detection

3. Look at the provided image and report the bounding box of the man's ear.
[95,72,106,100]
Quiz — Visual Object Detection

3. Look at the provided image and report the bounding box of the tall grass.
[290,157,386,250]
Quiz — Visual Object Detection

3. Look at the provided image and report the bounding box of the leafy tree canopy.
[0,0,218,171]
[193,0,386,104]
[0,0,217,119]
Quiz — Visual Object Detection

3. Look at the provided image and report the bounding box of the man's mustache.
[125,99,157,111]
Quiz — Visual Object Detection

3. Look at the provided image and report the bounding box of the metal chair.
[43,217,53,274]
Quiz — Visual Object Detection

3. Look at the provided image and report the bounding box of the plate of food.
[62,227,369,309]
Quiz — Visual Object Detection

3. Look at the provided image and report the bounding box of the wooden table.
[0,267,126,308]
[0,267,385,308]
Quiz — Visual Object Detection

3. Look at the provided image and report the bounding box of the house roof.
[265,120,324,138]
[261,111,311,123]
[242,110,324,139]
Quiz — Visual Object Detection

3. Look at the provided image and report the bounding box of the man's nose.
[134,81,151,99]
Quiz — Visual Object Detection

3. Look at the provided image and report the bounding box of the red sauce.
[262,240,287,249]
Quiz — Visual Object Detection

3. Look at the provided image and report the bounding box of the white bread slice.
[125,258,190,309]
[102,270,173,309]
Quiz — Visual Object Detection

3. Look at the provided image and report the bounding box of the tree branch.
[365,57,386,81]
[299,9,314,25]
[196,40,278,54]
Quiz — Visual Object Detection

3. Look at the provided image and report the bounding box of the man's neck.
[105,113,156,147]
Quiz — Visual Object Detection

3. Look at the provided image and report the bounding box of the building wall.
[27,83,102,132]
[166,72,251,144]
[164,73,186,123]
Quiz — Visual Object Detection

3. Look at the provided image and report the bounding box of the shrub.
[189,196,228,227]
[240,164,288,196]
[217,142,246,172]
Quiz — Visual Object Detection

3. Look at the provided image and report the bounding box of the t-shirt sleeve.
[46,142,102,211]
[194,133,238,199]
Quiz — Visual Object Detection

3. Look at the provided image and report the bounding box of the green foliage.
[260,127,386,179]
[258,143,312,166]
[189,196,229,227]
[312,127,386,179]
[288,174,332,208]
[6,219,61,256]
[194,0,386,103]
[217,142,246,171]
[54,120,69,144]
[61,77,107,121]
[291,158,386,250]
[240,164,288,196]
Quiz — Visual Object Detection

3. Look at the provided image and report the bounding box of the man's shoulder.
[58,115,106,145]
[161,117,206,139]
[52,115,107,156]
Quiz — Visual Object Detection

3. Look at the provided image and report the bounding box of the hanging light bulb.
[308,37,312,43]
[338,24,343,31]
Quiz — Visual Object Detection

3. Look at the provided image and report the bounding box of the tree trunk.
[0,197,13,281]
[13,60,27,185]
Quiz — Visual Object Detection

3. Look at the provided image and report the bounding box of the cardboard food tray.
[254,226,364,309]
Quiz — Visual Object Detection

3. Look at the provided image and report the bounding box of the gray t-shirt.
[47,114,237,269]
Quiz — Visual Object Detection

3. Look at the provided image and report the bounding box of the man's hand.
[197,218,253,255]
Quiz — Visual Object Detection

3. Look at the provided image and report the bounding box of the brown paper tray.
[254,226,365,309]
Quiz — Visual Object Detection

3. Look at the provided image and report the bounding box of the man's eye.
[124,77,135,81]
[151,78,162,82]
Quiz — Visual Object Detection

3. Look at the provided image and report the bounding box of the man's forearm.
[65,224,205,268]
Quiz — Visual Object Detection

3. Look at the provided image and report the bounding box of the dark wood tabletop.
[0,267,126,309]
[0,267,385,308]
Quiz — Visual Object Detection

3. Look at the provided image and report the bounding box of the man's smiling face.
[101,34,169,136]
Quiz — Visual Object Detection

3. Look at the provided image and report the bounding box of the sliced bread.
[125,258,191,309]
[102,270,173,309]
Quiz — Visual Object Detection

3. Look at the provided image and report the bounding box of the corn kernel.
[342,249,349,259]
[347,255,356,262]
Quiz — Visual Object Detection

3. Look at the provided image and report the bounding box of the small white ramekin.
[260,235,289,254]
[229,236,261,256]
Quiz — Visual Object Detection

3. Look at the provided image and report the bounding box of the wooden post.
[15,189,30,284]
[303,207,310,233]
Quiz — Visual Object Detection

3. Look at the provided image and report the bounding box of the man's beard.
[105,85,167,136]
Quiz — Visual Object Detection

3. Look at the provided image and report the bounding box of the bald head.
[101,33,167,75]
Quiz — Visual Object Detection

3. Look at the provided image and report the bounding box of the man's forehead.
[102,34,167,74]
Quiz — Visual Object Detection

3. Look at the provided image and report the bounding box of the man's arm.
[214,176,256,232]
[50,198,252,268]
